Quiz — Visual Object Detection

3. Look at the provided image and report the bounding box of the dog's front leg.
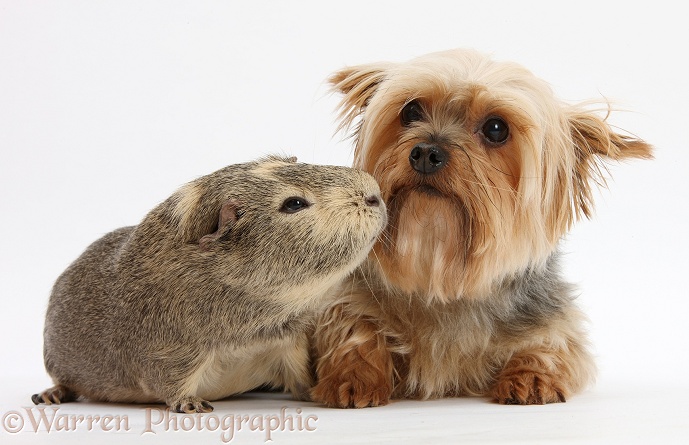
[311,303,393,408]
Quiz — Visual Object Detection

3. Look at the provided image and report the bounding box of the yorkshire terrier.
[311,48,652,407]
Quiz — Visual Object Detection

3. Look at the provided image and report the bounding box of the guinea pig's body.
[32,156,386,413]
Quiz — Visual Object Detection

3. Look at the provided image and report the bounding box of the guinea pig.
[31,155,386,413]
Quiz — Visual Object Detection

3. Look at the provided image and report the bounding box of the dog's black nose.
[409,143,448,174]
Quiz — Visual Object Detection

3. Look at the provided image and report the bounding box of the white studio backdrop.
[1,1,687,443]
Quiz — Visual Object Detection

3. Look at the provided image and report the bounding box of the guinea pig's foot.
[170,396,214,413]
[31,385,77,405]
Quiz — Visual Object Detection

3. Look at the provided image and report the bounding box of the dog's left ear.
[569,110,653,161]
[328,62,393,134]
[567,109,653,218]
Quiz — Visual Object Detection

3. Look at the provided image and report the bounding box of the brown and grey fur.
[311,49,652,407]
[32,156,386,413]
[315,252,591,405]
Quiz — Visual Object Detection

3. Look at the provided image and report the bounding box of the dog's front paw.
[491,354,568,405]
[311,338,393,408]
[311,369,392,409]
[169,396,214,413]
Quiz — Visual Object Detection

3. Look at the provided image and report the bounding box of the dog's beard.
[354,111,556,302]
[365,146,536,303]
[338,49,653,306]
[373,186,475,302]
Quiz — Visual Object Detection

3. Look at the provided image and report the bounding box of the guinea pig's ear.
[567,107,653,218]
[329,62,393,134]
[198,199,241,251]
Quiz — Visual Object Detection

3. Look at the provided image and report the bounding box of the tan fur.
[312,49,652,407]
[170,181,205,243]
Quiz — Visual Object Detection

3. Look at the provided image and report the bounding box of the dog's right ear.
[328,63,392,134]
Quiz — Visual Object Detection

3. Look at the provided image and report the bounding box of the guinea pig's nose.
[365,195,381,207]
[409,143,448,174]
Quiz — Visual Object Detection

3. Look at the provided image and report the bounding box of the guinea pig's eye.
[481,117,510,145]
[280,197,311,214]
[401,100,424,126]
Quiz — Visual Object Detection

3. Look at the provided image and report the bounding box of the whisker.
[457,149,501,241]
[459,177,515,194]
[363,250,383,307]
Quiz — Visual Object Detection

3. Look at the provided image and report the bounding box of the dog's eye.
[401,100,424,126]
[280,197,311,214]
[481,117,510,145]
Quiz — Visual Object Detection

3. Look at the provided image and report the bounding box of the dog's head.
[330,48,652,302]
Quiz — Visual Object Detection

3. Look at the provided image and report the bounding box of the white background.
[1,1,687,443]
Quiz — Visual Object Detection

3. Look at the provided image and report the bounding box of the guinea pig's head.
[170,156,386,294]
